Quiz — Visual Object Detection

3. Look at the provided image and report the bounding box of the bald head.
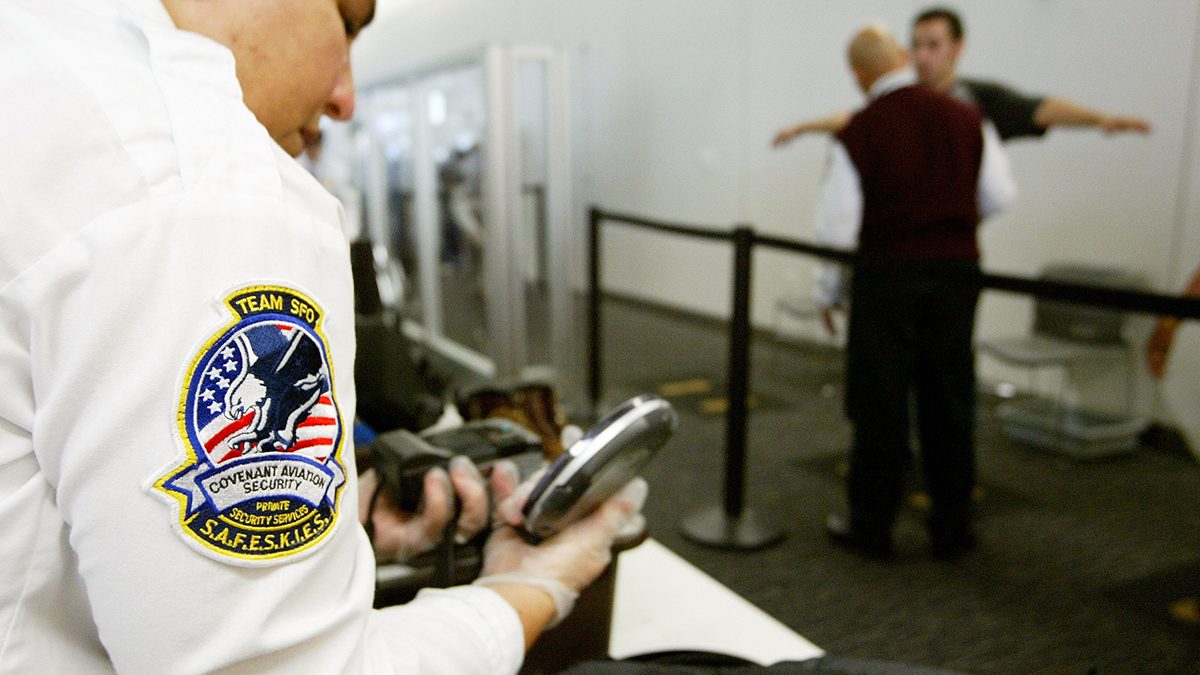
[847,24,909,93]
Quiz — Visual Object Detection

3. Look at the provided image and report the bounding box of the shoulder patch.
[150,284,346,566]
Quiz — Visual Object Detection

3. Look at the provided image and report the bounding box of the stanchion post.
[680,225,784,550]
[724,226,753,518]
[587,206,603,417]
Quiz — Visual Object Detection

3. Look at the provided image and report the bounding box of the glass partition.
[322,45,574,390]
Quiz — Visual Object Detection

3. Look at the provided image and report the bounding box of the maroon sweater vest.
[837,84,984,262]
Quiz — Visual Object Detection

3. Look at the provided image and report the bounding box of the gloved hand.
[473,465,648,626]
[359,455,490,563]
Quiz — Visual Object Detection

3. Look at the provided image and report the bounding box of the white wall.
[353,0,1200,449]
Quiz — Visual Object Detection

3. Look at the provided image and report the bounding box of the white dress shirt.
[812,68,1018,306]
[0,1,523,672]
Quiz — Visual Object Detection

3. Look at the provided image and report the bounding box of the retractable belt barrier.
[587,205,1200,551]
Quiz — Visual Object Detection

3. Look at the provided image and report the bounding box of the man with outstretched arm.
[773,6,1150,147]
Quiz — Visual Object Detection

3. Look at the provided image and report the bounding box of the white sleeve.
[14,190,527,675]
[0,6,527,672]
[20,192,528,675]
[977,121,1018,219]
[812,141,862,307]
[369,587,525,674]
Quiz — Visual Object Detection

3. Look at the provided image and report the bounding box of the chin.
[275,133,305,158]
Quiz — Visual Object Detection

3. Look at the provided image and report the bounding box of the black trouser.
[843,259,981,539]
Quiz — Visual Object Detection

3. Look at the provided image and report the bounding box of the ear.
[851,66,871,94]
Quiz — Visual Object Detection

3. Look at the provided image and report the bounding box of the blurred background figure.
[773,5,1152,147]
[813,23,1016,561]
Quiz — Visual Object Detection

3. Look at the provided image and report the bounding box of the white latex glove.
[359,455,490,563]
[474,468,648,626]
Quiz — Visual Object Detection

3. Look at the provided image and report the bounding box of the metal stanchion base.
[679,505,785,551]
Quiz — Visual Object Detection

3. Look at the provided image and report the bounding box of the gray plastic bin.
[995,398,1147,460]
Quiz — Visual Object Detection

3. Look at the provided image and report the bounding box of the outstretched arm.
[772,109,854,147]
[1033,97,1151,135]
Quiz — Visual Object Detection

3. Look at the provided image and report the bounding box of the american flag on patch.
[192,321,341,465]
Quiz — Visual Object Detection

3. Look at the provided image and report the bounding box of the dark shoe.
[824,514,893,560]
[930,529,977,561]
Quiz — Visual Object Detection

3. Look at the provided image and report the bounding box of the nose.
[325,57,356,121]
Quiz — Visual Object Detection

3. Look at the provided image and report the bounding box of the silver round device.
[522,394,678,540]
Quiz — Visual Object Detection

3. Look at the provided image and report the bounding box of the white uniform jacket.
[0,1,522,673]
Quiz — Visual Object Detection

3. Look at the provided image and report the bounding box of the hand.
[821,304,843,338]
[476,469,648,620]
[359,455,490,563]
[772,126,798,148]
[1101,115,1151,135]
[1146,318,1180,379]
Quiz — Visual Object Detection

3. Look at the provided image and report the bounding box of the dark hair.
[914,6,964,41]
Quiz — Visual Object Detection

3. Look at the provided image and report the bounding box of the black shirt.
[954,78,1047,141]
